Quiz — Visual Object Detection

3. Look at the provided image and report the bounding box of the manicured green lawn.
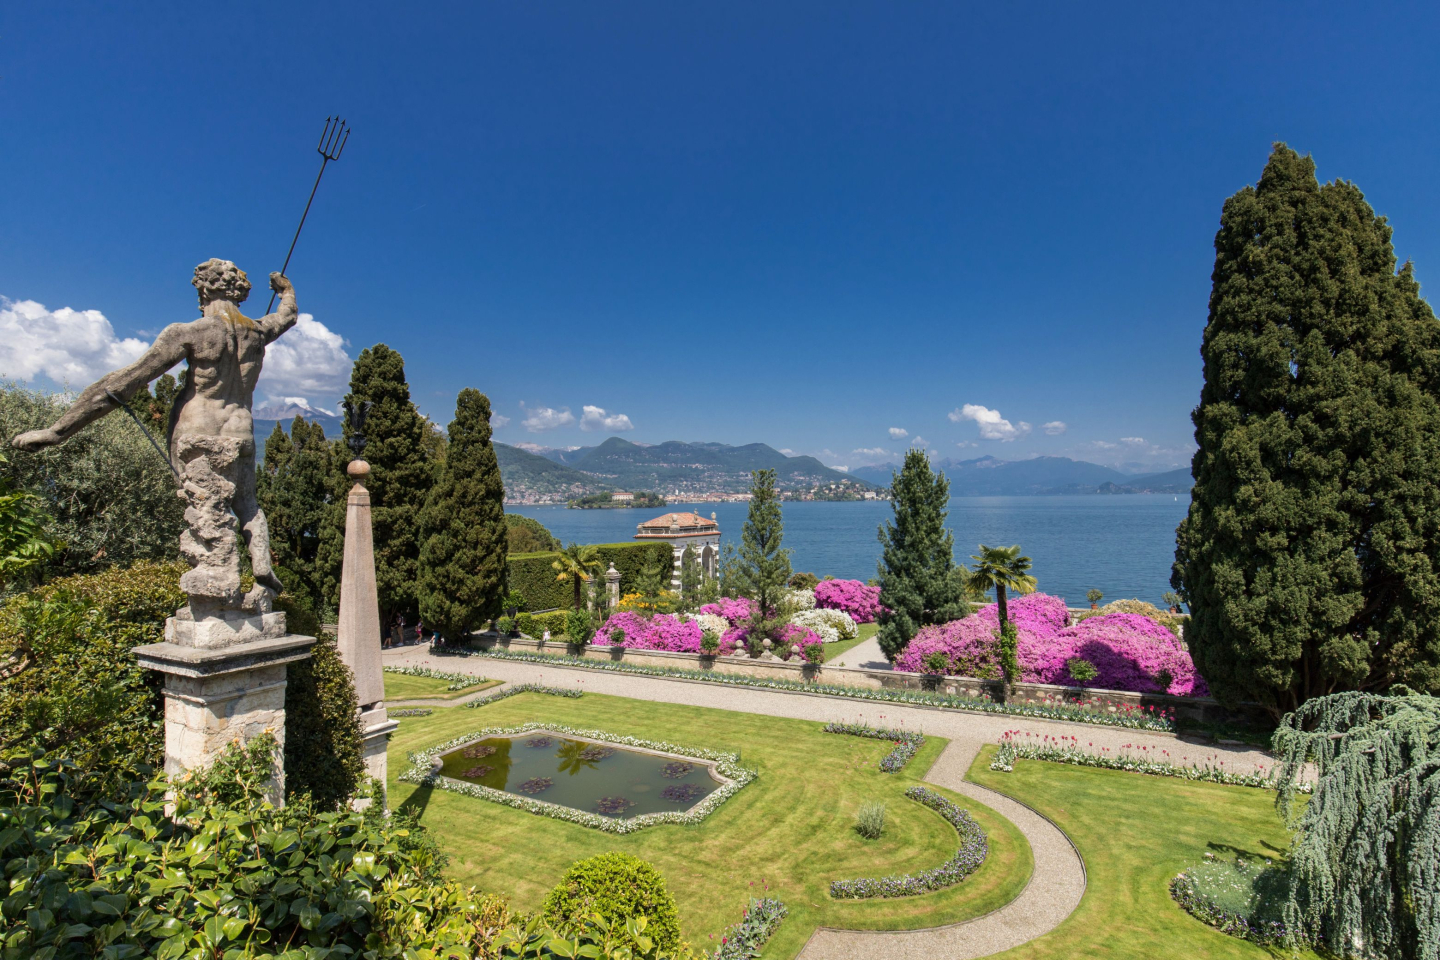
[382,673,500,701]
[824,621,878,663]
[967,746,1322,960]
[388,692,1032,958]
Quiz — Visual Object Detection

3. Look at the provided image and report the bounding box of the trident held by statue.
[265,115,351,313]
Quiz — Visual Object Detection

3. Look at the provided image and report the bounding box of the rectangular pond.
[437,730,725,819]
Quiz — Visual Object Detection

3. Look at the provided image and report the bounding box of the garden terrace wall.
[464,633,1261,726]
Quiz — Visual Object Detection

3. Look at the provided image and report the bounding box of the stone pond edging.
[464,633,1263,727]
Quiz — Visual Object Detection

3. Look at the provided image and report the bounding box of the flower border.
[822,722,925,773]
[383,665,488,692]
[987,732,1312,793]
[830,786,988,899]
[709,897,788,960]
[463,682,584,708]
[435,646,1178,732]
[398,723,757,834]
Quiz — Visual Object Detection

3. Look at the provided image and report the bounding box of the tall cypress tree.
[416,389,507,639]
[876,449,968,662]
[1174,144,1440,715]
[317,344,435,628]
[258,416,334,611]
[733,469,791,616]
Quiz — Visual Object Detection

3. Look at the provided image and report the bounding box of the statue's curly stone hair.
[191,258,251,307]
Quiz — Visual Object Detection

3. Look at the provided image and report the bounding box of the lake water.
[508,495,1190,607]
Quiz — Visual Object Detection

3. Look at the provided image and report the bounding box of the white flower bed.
[399,723,758,833]
[792,607,858,643]
[383,665,488,691]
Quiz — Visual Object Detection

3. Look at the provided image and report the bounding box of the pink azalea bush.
[699,597,757,625]
[594,612,704,653]
[814,579,884,623]
[894,593,1208,696]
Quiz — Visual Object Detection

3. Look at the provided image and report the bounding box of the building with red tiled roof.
[634,512,721,585]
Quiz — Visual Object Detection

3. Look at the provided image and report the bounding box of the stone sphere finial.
[348,459,370,478]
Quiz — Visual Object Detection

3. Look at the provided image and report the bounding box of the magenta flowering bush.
[814,579,884,623]
[594,612,705,653]
[894,593,1208,696]
[699,597,757,625]
[777,623,824,662]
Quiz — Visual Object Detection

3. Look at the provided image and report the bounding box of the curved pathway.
[382,646,1270,959]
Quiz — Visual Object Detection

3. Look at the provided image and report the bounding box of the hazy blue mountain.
[253,400,344,442]
[850,455,1187,495]
[568,437,879,494]
[521,444,595,466]
[495,442,612,501]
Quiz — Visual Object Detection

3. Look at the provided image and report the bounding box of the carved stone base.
[353,704,399,812]
[133,632,315,804]
[165,610,288,649]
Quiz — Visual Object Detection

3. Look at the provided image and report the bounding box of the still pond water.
[439,732,721,819]
[508,495,1189,607]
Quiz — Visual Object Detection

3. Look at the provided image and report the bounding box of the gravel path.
[381,645,1269,959]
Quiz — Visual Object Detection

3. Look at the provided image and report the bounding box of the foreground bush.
[0,741,509,960]
[541,852,684,954]
[895,593,1207,695]
[814,578,883,623]
[595,611,704,652]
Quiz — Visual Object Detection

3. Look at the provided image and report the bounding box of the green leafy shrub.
[498,912,682,959]
[497,615,515,635]
[0,740,512,959]
[997,622,1020,683]
[787,571,819,590]
[566,608,595,645]
[1086,588,1104,605]
[0,561,182,792]
[855,800,886,839]
[921,650,950,676]
[506,513,561,554]
[1067,657,1099,683]
[515,611,539,636]
[540,852,683,954]
[700,630,720,655]
[283,635,364,809]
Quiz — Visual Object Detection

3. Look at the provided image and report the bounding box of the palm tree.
[553,542,603,611]
[968,544,1037,633]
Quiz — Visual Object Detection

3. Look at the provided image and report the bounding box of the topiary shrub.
[283,634,364,809]
[540,852,683,953]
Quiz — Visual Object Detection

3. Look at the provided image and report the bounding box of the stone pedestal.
[133,619,314,804]
[604,563,621,614]
[337,460,398,808]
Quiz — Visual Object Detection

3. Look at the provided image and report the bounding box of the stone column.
[604,562,621,613]
[133,606,314,806]
[337,460,399,806]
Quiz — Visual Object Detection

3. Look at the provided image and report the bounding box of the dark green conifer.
[317,345,435,627]
[258,416,334,610]
[1174,144,1440,714]
[733,469,791,616]
[876,449,968,662]
[416,389,508,639]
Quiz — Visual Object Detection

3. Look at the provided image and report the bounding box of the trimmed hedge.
[506,542,673,611]
[515,609,569,638]
[541,852,683,953]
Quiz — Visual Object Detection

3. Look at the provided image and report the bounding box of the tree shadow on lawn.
[397,782,434,821]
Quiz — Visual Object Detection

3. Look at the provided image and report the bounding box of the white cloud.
[280,396,337,417]
[521,405,575,432]
[911,436,930,448]
[257,313,352,403]
[1043,421,1068,436]
[0,297,353,411]
[0,297,151,385]
[491,414,511,428]
[833,465,849,473]
[956,441,977,449]
[887,427,908,439]
[778,448,796,456]
[1121,436,1145,445]
[850,447,892,465]
[949,404,1031,441]
[579,404,634,433]
[1093,441,1119,450]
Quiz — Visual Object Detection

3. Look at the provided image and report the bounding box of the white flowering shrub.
[793,607,858,643]
[785,589,817,611]
[685,613,730,636]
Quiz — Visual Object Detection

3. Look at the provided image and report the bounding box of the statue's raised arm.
[256,271,298,345]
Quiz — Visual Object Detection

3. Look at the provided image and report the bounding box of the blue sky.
[3,2,1438,473]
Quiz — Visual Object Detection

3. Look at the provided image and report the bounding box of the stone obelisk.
[336,416,398,805]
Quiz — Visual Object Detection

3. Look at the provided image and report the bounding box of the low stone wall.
[466,633,1262,727]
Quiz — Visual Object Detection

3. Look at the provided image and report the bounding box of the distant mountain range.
[848,456,1193,496]
[498,437,879,502]
[253,400,344,446]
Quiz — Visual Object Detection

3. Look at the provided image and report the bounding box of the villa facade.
[634,511,721,586]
